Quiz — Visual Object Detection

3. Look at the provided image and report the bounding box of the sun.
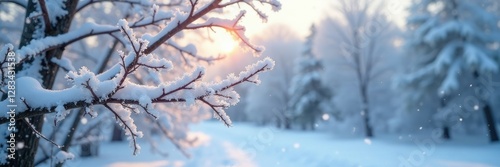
[214,31,238,54]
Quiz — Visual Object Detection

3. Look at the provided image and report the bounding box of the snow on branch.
[14,0,280,68]
[219,0,281,22]
[143,0,280,54]
[76,0,182,12]
[0,0,281,157]
[0,56,275,122]
[51,57,76,72]
[0,20,275,154]
[14,11,174,65]
[186,11,264,53]
[0,56,274,154]
[53,151,75,164]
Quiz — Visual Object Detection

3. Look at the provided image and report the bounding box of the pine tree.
[288,25,332,131]
[401,0,500,141]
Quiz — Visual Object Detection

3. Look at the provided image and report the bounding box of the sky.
[240,0,411,38]
[201,0,415,82]
[202,0,412,78]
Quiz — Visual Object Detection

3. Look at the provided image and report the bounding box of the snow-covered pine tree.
[400,0,499,141]
[288,25,331,131]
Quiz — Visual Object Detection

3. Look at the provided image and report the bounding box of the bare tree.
[323,0,394,138]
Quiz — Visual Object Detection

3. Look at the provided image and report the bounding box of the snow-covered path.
[67,121,500,167]
[187,122,353,167]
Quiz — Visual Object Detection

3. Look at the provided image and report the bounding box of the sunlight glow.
[214,31,238,54]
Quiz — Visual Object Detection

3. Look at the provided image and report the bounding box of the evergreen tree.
[400,0,500,141]
[289,25,332,131]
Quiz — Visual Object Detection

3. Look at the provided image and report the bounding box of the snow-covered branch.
[0,0,282,163]
[0,57,273,120]
[1,19,276,155]
[14,11,174,65]
[219,0,281,22]
[143,0,281,54]
[76,0,182,12]
[186,11,263,53]
[13,0,280,68]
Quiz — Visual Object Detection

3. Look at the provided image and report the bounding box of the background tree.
[288,25,331,131]
[317,0,399,137]
[0,0,282,166]
[243,25,301,129]
[398,0,500,141]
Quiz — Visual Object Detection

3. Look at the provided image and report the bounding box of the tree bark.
[9,0,79,166]
[483,104,499,142]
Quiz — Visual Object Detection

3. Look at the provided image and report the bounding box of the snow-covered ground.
[64,121,500,167]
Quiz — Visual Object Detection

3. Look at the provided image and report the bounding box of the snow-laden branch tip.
[144,0,281,54]
[54,151,75,164]
[186,11,264,53]
[220,0,282,22]
[51,57,76,72]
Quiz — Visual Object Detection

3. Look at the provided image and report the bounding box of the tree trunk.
[473,72,499,143]
[363,112,373,137]
[442,126,451,140]
[284,118,291,130]
[80,126,100,158]
[9,0,79,166]
[80,143,93,157]
[111,124,124,142]
[361,86,373,138]
[7,1,44,166]
[275,118,281,128]
[439,97,451,140]
[483,104,499,142]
